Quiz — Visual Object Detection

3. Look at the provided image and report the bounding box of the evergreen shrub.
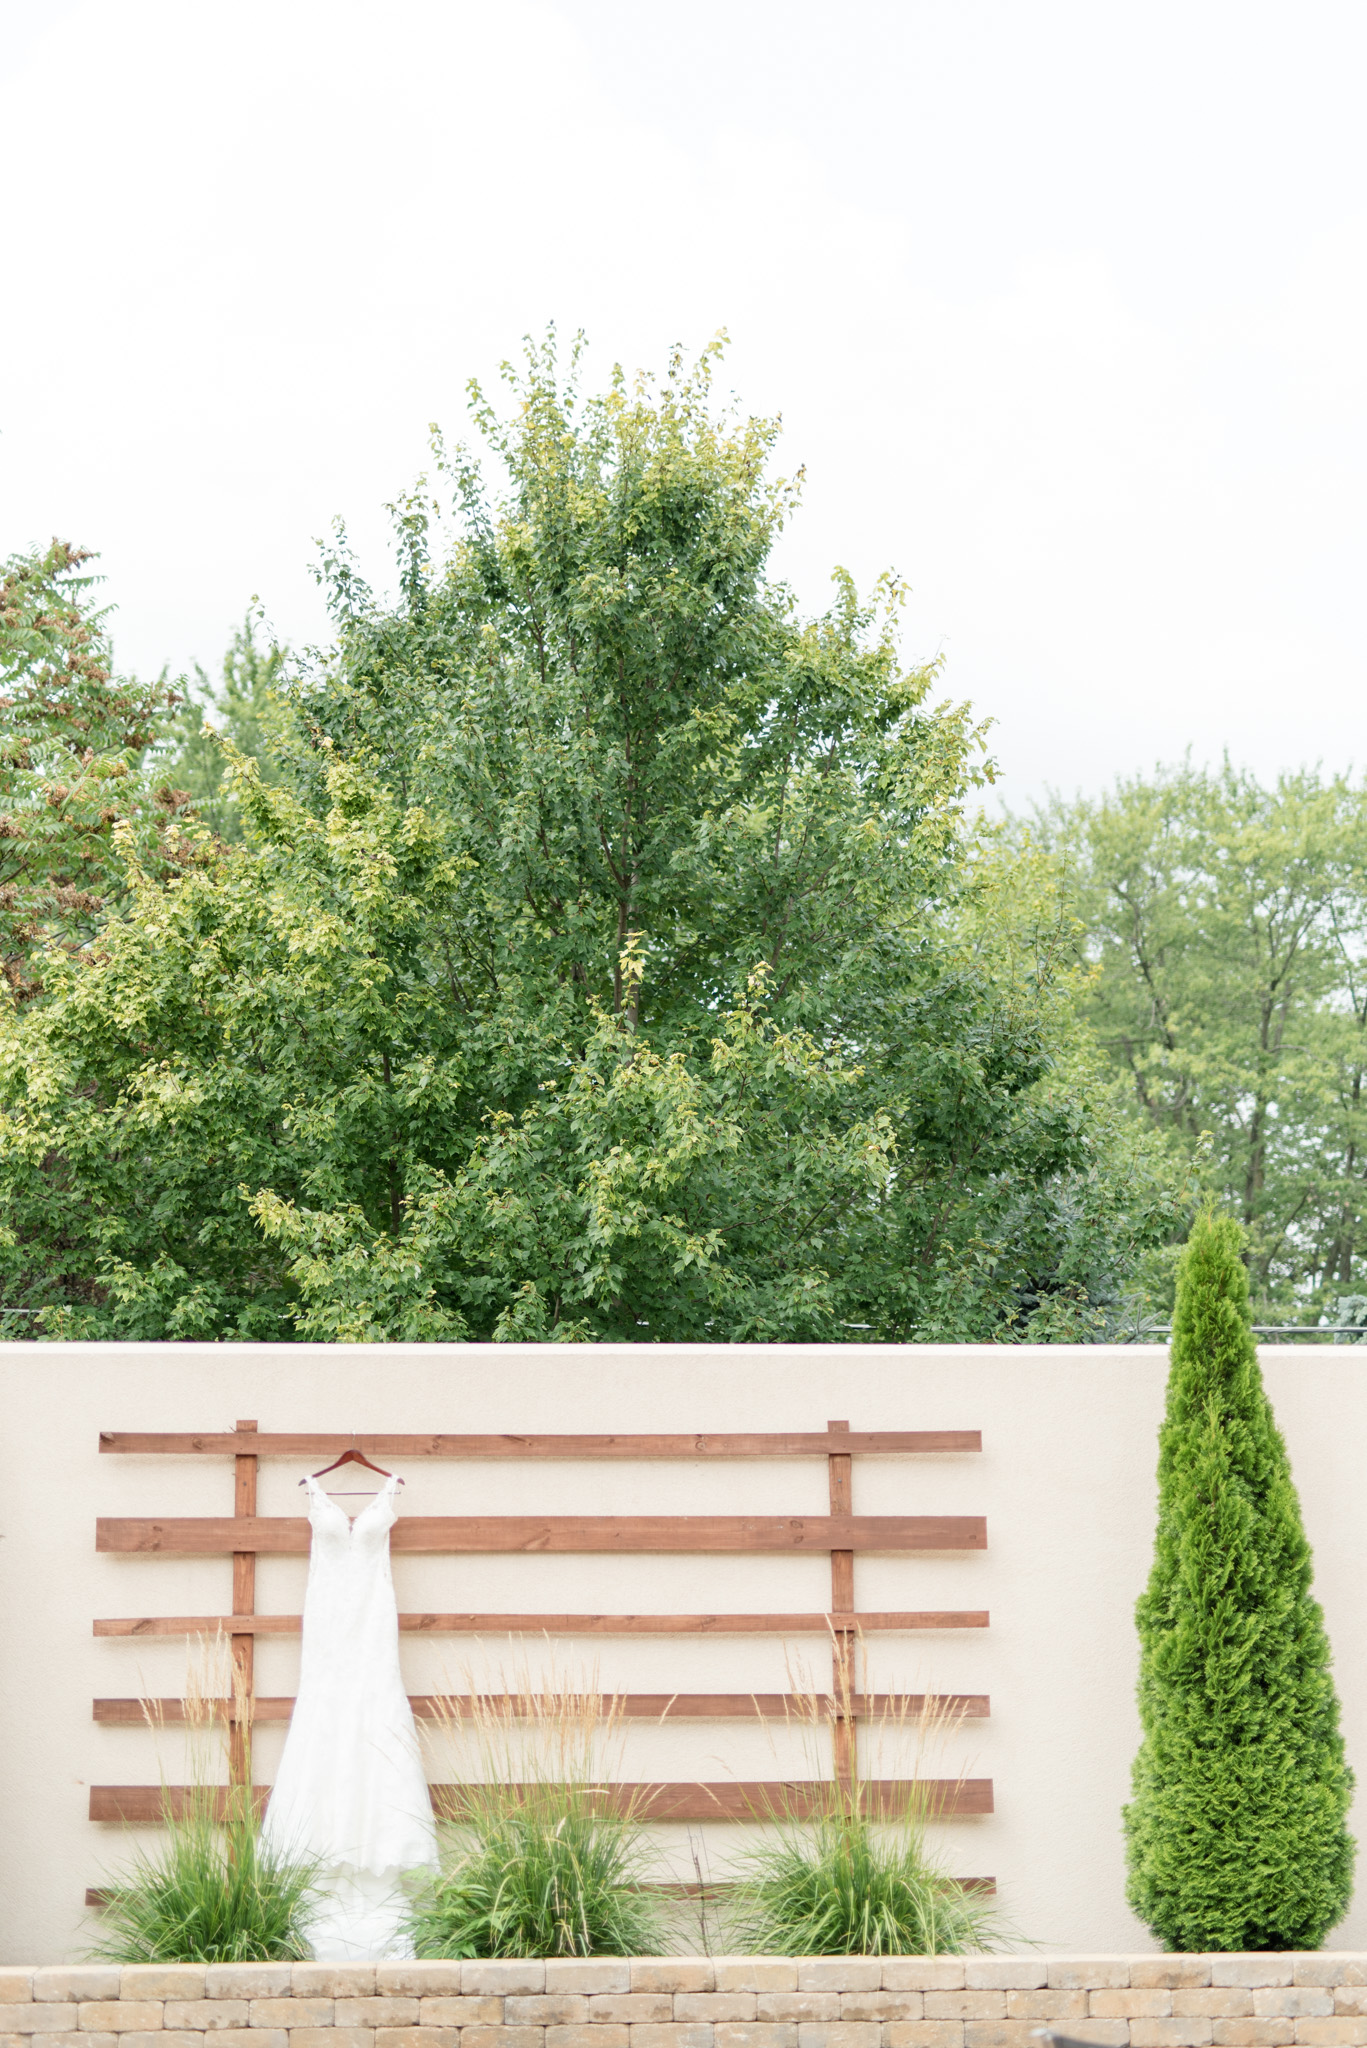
[1125,1207,1354,1949]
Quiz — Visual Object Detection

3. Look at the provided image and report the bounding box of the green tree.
[1125,1207,1353,1950]
[0,340,1180,1338]
[163,610,295,841]
[1028,762,1367,1308]
[0,540,191,1000]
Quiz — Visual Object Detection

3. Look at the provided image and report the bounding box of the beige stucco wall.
[0,1342,1361,1964]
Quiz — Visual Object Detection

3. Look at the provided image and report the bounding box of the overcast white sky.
[2,0,1363,802]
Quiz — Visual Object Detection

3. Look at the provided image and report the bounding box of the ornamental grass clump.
[726,1668,1003,1955]
[406,1673,664,1958]
[1125,1206,1355,1950]
[92,1640,321,1963]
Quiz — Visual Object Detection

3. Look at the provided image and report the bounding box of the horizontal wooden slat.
[90,1778,993,1824]
[94,1691,992,1725]
[94,1608,991,1637]
[100,1429,982,1459]
[95,1514,987,1556]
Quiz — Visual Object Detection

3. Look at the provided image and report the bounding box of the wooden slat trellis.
[92,1419,989,1826]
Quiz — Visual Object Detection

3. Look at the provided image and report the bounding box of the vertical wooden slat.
[230,1419,258,1789]
[828,1417,855,1793]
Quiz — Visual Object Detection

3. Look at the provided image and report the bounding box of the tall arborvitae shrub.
[1125,1209,1354,1950]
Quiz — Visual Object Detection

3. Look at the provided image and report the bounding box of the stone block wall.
[3,1960,1367,2048]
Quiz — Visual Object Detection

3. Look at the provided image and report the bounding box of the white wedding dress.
[261,1474,438,1959]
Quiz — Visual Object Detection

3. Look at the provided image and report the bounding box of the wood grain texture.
[94,1608,992,1636]
[229,1419,256,1791]
[99,1429,982,1459]
[93,1691,992,1724]
[90,1777,993,1823]
[95,1513,987,1555]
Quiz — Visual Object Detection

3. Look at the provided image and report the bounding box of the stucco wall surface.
[0,1343,1362,1963]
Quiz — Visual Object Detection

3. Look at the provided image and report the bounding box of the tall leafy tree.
[0,342,1180,1338]
[1028,762,1367,1305]
[1125,1206,1353,1949]
[0,541,191,999]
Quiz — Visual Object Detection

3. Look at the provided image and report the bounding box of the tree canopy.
[1027,761,1367,1310]
[0,341,1182,1340]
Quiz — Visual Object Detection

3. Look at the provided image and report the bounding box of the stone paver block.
[36,1977,123,2006]
[1133,1969,1215,1994]
[1211,2025,1296,2047]
[460,2030,549,2048]
[249,2000,334,2029]
[114,2035,203,2048]
[628,2029,715,2048]
[963,2026,1054,2048]
[1294,2025,1367,2046]
[461,1971,548,1998]
[715,1977,798,2000]
[1256,1998,1334,2021]
[757,2001,841,2026]
[633,1974,715,1998]
[883,1970,966,1995]
[163,2003,250,2030]
[839,1996,920,2023]
[196,2035,287,2048]
[1006,1992,1088,2022]
[965,1968,1047,1995]
[548,2029,629,2048]
[796,2026,881,2048]
[291,2032,375,2048]
[295,1974,378,2000]
[1090,1993,1172,2019]
[1050,1967,1132,1993]
[7,2008,86,2034]
[1338,1999,1367,2021]
[0,1979,33,2007]
[1049,2026,1129,2048]
[507,2003,589,2028]
[378,2034,459,2048]
[76,2004,165,2033]
[375,1973,464,1999]
[883,2027,966,2048]
[1214,1969,1295,1994]
[546,1972,631,1998]
[676,2003,756,2027]
[335,2005,420,2030]
[205,1972,293,2001]
[120,1974,206,2003]
[1304,1972,1367,1994]
[8,2036,117,2048]
[796,1972,882,1998]
[1130,2023,1212,2048]
[713,2028,797,2048]
[590,2003,674,2027]
[924,1997,1007,2023]
[1174,1994,1253,2018]
[418,2001,506,2026]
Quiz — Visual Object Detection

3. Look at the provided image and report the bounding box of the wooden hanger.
[300,1447,403,1493]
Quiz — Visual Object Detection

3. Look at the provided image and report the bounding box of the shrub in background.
[92,1784,321,1964]
[407,1680,663,1959]
[726,1792,1000,1956]
[1125,1207,1354,1949]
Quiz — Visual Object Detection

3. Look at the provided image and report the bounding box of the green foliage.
[0,341,1181,1337]
[405,1786,664,1959]
[1027,762,1367,1306]
[91,1788,320,1964]
[163,611,296,841]
[0,540,191,1000]
[726,1796,1002,1956]
[1125,1207,1354,1950]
